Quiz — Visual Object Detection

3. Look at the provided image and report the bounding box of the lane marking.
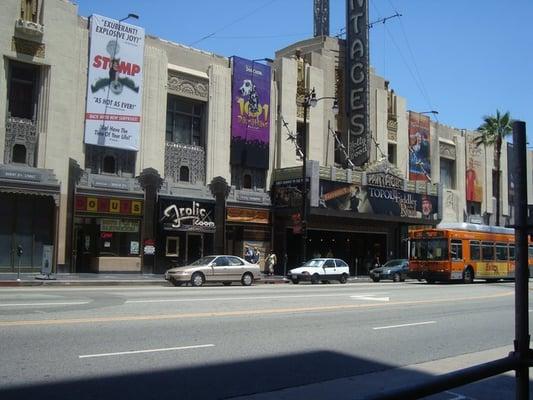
[350,295,390,302]
[0,301,89,307]
[0,291,512,328]
[126,292,389,304]
[373,321,436,330]
[79,344,215,359]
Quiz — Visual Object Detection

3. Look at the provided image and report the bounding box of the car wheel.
[371,277,380,282]
[393,273,401,282]
[463,267,474,284]
[291,278,299,284]
[222,282,232,286]
[311,274,320,284]
[241,272,253,286]
[339,274,348,284]
[191,272,204,287]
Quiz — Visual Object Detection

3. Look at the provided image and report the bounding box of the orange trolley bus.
[408,222,533,283]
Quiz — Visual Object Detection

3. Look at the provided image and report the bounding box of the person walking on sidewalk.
[265,252,277,276]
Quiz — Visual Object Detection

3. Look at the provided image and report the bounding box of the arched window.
[102,155,116,174]
[243,174,252,189]
[12,144,27,163]
[179,166,190,182]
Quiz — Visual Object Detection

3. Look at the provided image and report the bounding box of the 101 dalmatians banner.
[84,15,145,151]
[230,56,271,169]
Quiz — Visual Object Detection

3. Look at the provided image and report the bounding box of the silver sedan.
[164,255,261,287]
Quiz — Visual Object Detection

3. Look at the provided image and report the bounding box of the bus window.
[482,242,495,260]
[509,244,515,261]
[451,240,462,260]
[496,243,508,261]
[470,241,481,260]
[427,239,448,260]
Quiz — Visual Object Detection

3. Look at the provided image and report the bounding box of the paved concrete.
[0,272,371,286]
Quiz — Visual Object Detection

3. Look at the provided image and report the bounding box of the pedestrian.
[244,246,253,263]
[266,252,277,276]
[253,247,260,264]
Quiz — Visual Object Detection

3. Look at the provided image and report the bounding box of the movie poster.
[408,112,431,181]
[465,132,484,203]
[84,15,145,151]
[230,56,271,169]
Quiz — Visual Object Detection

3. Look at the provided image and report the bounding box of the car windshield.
[411,239,448,261]
[382,260,404,268]
[302,259,324,267]
[189,256,217,266]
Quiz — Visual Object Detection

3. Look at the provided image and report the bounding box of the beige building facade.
[0,0,530,274]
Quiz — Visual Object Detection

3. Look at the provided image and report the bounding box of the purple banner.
[230,56,271,169]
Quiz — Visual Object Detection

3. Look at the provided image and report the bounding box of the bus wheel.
[463,267,474,284]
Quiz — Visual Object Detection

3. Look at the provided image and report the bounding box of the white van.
[287,258,350,284]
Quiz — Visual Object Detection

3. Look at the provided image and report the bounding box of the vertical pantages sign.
[84,15,145,151]
[465,132,484,203]
[408,112,431,181]
[345,0,370,166]
[230,56,271,169]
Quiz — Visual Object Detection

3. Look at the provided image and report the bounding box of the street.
[0,281,526,399]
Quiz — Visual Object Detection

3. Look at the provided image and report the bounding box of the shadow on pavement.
[0,350,520,400]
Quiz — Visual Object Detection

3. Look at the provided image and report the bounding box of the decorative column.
[209,176,230,254]
[138,168,163,274]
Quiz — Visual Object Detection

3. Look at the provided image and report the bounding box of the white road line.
[350,295,390,302]
[126,292,389,304]
[79,344,215,359]
[373,321,436,330]
[0,301,89,307]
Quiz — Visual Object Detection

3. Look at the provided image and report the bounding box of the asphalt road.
[0,281,527,399]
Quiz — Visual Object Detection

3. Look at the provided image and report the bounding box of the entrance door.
[186,233,203,264]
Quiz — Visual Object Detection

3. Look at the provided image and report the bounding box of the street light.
[300,88,338,262]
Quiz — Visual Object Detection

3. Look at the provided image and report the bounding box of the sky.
[74,0,533,145]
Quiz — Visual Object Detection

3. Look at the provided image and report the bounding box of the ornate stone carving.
[12,36,45,58]
[15,18,44,40]
[4,115,38,165]
[439,142,456,159]
[167,71,208,101]
[164,142,205,185]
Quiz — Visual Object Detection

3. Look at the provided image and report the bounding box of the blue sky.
[75,0,532,145]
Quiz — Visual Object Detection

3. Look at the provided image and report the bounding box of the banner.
[318,180,439,221]
[408,112,431,181]
[84,14,145,151]
[465,132,484,203]
[159,199,215,233]
[230,56,271,169]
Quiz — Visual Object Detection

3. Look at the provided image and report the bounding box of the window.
[451,239,463,260]
[166,237,179,257]
[509,244,515,261]
[440,158,456,189]
[467,201,481,216]
[9,62,39,119]
[213,256,229,266]
[470,241,481,260]
[12,144,27,164]
[324,259,336,268]
[102,155,116,174]
[227,256,244,266]
[496,243,508,261]
[410,239,448,261]
[243,174,252,189]
[388,144,397,165]
[481,242,495,260]
[166,95,204,146]
[335,259,348,268]
[98,219,140,257]
[529,245,533,259]
[179,166,190,182]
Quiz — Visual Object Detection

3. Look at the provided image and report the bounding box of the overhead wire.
[189,0,280,46]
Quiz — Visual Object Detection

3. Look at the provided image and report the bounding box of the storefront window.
[98,219,140,257]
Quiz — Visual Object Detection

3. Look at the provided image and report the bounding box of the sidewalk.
[231,345,520,400]
[0,273,372,287]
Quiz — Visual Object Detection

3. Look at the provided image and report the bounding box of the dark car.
[370,259,409,282]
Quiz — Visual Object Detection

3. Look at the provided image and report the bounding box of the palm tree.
[474,110,512,226]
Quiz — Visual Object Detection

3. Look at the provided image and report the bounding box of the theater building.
[0,0,531,275]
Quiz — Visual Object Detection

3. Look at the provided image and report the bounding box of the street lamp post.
[300,88,338,263]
